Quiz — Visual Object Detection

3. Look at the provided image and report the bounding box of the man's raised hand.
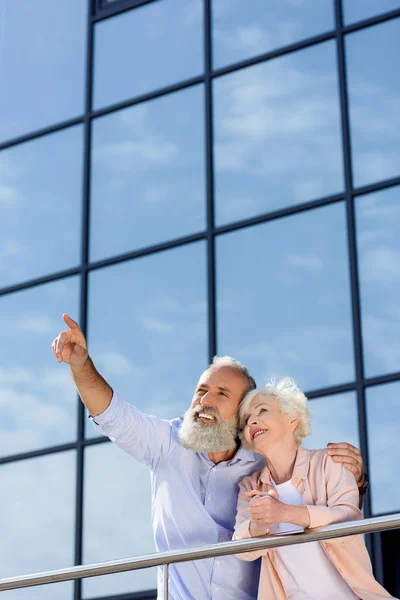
[52,314,88,367]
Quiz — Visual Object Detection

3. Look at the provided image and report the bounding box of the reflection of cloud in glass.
[86,242,208,438]
[356,186,400,377]
[346,19,400,187]
[366,382,400,515]
[216,202,355,392]
[0,127,83,287]
[343,0,400,25]
[0,451,76,600]
[213,41,344,225]
[0,0,86,142]
[90,86,206,261]
[82,443,156,598]
[303,392,360,451]
[93,0,203,109]
[212,0,334,69]
[0,277,80,458]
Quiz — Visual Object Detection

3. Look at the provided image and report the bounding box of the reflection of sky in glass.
[0,451,75,600]
[366,382,400,515]
[343,0,400,24]
[86,242,208,437]
[93,0,203,109]
[355,186,400,378]
[346,19,400,188]
[213,41,344,225]
[90,86,206,261]
[216,202,355,392]
[212,0,334,69]
[83,443,156,597]
[0,0,86,143]
[0,277,80,458]
[0,127,83,288]
[303,392,360,451]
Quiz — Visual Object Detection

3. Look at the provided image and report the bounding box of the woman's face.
[243,395,298,452]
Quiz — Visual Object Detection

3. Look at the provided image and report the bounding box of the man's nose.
[199,393,214,407]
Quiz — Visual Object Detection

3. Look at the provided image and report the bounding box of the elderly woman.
[234,377,396,600]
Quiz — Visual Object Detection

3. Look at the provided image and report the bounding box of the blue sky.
[0,1,399,597]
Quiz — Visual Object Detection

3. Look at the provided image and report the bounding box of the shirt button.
[215,560,220,566]
[207,495,212,500]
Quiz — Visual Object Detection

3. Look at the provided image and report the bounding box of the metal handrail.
[1,513,399,597]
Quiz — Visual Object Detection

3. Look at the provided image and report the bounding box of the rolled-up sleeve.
[90,392,172,471]
[306,455,362,529]
[233,474,270,561]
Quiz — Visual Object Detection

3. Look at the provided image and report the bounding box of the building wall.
[0,1,399,599]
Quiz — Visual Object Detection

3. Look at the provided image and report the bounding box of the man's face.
[190,365,249,421]
[178,365,249,453]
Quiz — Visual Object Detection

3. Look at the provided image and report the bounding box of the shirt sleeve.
[90,392,172,471]
[233,474,271,561]
[306,454,362,529]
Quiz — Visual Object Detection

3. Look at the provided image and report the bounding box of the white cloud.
[0,184,18,205]
[97,350,133,377]
[284,253,324,272]
[94,139,179,173]
[141,317,174,334]
[360,247,400,284]
[17,313,57,335]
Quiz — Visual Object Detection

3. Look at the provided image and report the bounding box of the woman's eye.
[259,408,267,414]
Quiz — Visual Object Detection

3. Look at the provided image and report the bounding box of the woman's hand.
[245,490,310,529]
[245,490,288,525]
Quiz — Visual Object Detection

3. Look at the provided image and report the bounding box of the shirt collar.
[201,443,258,466]
[229,444,258,465]
[258,445,310,485]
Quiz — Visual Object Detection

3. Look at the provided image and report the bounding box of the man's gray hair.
[210,355,257,395]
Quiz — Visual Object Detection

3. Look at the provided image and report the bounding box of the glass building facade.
[0,0,399,598]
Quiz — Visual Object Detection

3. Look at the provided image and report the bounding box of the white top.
[271,479,359,600]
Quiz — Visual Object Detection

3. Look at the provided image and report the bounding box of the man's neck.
[208,442,240,464]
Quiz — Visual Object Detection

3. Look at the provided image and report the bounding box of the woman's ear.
[290,418,299,433]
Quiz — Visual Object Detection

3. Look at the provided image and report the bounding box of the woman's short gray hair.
[238,377,311,445]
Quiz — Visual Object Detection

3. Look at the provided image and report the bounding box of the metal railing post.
[163,563,169,599]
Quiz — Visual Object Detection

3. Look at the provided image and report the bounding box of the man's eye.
[219,391,227,397]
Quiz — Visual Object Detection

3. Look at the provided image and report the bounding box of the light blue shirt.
[91,393,265,600]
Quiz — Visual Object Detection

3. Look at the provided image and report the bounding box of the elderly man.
[52,314,365,600]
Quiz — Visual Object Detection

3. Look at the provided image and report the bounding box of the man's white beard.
[178,405,238,453]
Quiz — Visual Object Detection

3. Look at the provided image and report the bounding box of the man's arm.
[327,442,366,508]
[52,314,113,416]
[52,314,172,470]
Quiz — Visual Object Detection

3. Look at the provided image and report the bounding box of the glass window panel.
[0,451,76,600]
[356,186,400,378]
[213,41,344,226]
[212,0,334,69]
[343,0,400,24]
[216,203,355,391]
[0,277,80,458]
[303,392,359,450]
[93,0,203,109]
[0,127,83,288]
[90,86,206,261]
[83,443,156,597]
[346,19,400,188]
[366,381,400,515]
[86,242,207,437]
[0,0,86,143]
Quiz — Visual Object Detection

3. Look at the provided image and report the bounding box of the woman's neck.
[262,441,299,484]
